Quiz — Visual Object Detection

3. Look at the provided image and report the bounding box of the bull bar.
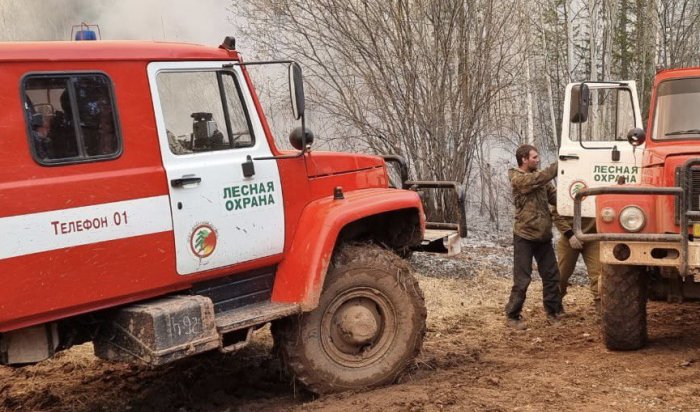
[382,155,467,238]
[573,158,700,277]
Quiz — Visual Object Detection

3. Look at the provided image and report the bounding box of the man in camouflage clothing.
[505,144,563,329]
[552,205,601,313]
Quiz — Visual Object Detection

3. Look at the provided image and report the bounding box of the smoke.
[0,0,238,47]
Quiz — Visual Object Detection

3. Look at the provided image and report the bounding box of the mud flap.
[94,295,219,366]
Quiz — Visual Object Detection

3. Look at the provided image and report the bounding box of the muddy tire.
[272,243,426,394]
[600,264,648,350]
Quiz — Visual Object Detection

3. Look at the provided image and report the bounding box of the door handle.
[242,155,255,178]
[171,176,202,188]
[559,154,580,161]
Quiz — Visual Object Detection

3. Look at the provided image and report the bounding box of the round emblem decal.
[569,180,588,200]
[190,224,217,258]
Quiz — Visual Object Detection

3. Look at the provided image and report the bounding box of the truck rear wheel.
[272,243,426,394]
[601,264,648,350]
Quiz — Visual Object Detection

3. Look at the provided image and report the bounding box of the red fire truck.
[0,33,465,393]
[559,69,700,350]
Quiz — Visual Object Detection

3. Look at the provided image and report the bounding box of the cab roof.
[0,40,239,62]
[655,66,700,82]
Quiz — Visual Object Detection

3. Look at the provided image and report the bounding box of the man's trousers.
[506,234,563,319]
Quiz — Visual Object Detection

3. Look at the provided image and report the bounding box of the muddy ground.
[2,246,700,411]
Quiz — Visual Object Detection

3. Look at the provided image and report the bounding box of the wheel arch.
[271,188,424,310]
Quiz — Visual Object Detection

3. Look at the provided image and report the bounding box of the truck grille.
[675,167,700,223]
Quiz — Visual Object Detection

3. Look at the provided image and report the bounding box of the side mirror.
[627,128,646,146]
[570,83,590,123]
[288,62,305,121]
[289,127,314,151]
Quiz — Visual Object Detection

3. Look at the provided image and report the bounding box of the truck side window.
[22,74,120,164]
[156,70,254,155]
[569,88,635,142]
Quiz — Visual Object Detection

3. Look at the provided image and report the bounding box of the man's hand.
[569,235,584,250]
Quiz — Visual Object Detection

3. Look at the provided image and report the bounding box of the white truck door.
[148,62,285,275]
[557,81,644,217]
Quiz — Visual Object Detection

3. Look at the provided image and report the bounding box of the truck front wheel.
[272,243,426,394]
[601,263,648,350]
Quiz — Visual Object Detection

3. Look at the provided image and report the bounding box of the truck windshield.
[653,78,700,140]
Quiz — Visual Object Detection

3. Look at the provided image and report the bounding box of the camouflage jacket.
[509,163,557,241]
[551,204,596,239]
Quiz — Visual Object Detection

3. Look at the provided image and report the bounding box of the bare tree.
[656,0,700,68]
[233,0,700,231]
[234,0,521,221]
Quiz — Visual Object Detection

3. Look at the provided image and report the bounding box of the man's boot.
[547,312,564,326]
[506,316,527,330]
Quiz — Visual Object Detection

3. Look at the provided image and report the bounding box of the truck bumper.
[600,240,700,267]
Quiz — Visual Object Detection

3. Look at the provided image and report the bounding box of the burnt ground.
[2,243,700,411]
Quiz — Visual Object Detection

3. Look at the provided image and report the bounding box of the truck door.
[148,62,284,275]
[557,81,644,217]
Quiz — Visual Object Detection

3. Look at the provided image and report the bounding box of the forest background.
[1,0,698,231]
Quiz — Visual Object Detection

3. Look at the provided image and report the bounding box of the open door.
[557,81,644,217]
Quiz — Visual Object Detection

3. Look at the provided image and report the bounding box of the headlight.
[619,206,646,232]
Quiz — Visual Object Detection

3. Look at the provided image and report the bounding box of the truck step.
[215,301,301,334]
[416,229,461,256]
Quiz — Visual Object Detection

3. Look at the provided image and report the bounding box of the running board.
[216,301,301,334]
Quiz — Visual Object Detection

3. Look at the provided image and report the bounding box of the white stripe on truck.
[0,195,173,259]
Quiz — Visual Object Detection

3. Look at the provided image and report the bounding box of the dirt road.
[3,250,700,411]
